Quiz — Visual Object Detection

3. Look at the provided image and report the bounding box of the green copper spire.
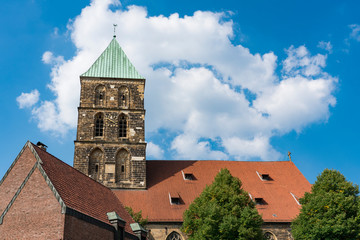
[81,37,144,79]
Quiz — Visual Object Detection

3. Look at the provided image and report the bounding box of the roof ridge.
[31,143,62,162]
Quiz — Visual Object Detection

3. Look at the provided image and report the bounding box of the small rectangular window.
[261,174,271,181]
[169,192,182,205]
[171,197,181,205]
[118,114,127,138]
[185,173,194,181]
[182,170,195,180]
[254,198,266,205]
[95,114,104,137]
[256,171,272,181]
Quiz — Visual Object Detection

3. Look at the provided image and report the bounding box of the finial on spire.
[288,151,292,162]
[113,24,118,38]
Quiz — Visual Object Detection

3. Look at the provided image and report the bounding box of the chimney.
[130,223,148,240]
[107,212,126,240]
[36,141,48,152]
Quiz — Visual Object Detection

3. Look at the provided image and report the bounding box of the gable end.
[0,142,67,225]
[0,161,38,224]
[0,141,38,186]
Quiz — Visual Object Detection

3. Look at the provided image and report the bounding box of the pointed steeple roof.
[81,37,144,79]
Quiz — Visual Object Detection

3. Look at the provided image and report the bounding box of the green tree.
[291,169,360,240]
[125,206,148,227]
[181,168,263,240]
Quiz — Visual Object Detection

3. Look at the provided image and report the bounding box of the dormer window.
[169,192,182,205]
[254,198,266,205]
[261,174,271,181]
[171,197,181,205]
[256,171,272,181]
[182,171,195,180]
[184,173,194,180]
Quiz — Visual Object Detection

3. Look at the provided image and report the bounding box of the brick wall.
[64,214,114,240]
[0,147,37,214]
[0,168,65,239]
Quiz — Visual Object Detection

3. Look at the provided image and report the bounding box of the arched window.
[95,85,106,106]
[116,149,130,182]
[119,86,129,108]
[94,113,104,137]
[166,232,182,240]
[118,114,127,138]
[264,232,277,240]
[89,148,103,181]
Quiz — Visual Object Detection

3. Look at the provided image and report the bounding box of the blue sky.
[1,0,360,186]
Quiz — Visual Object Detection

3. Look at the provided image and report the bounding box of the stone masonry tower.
[74,37,146,189]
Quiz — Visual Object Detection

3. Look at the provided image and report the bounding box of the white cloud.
[31,101,69,135]
[349,24,360,41]
[16,89,40,109]
[24,0,337,161]
[42,51,64,65]
[282,45,327,77]
[147,142,164,159]
[223,136,281,161]
[253,76,337,133]
[171,134,228,160]
[317,41,333,53]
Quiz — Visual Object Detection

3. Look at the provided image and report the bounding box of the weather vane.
[288,151,292,162]
[113,24,118,38]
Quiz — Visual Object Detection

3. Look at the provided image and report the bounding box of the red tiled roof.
[31,144,135,234]
[114,160,311,223]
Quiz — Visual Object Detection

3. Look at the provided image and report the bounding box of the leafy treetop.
[181,168,263,240]
[125,206,148,227]
[291,169,360,240]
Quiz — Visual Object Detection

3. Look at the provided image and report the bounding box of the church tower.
[74,37,146,189]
